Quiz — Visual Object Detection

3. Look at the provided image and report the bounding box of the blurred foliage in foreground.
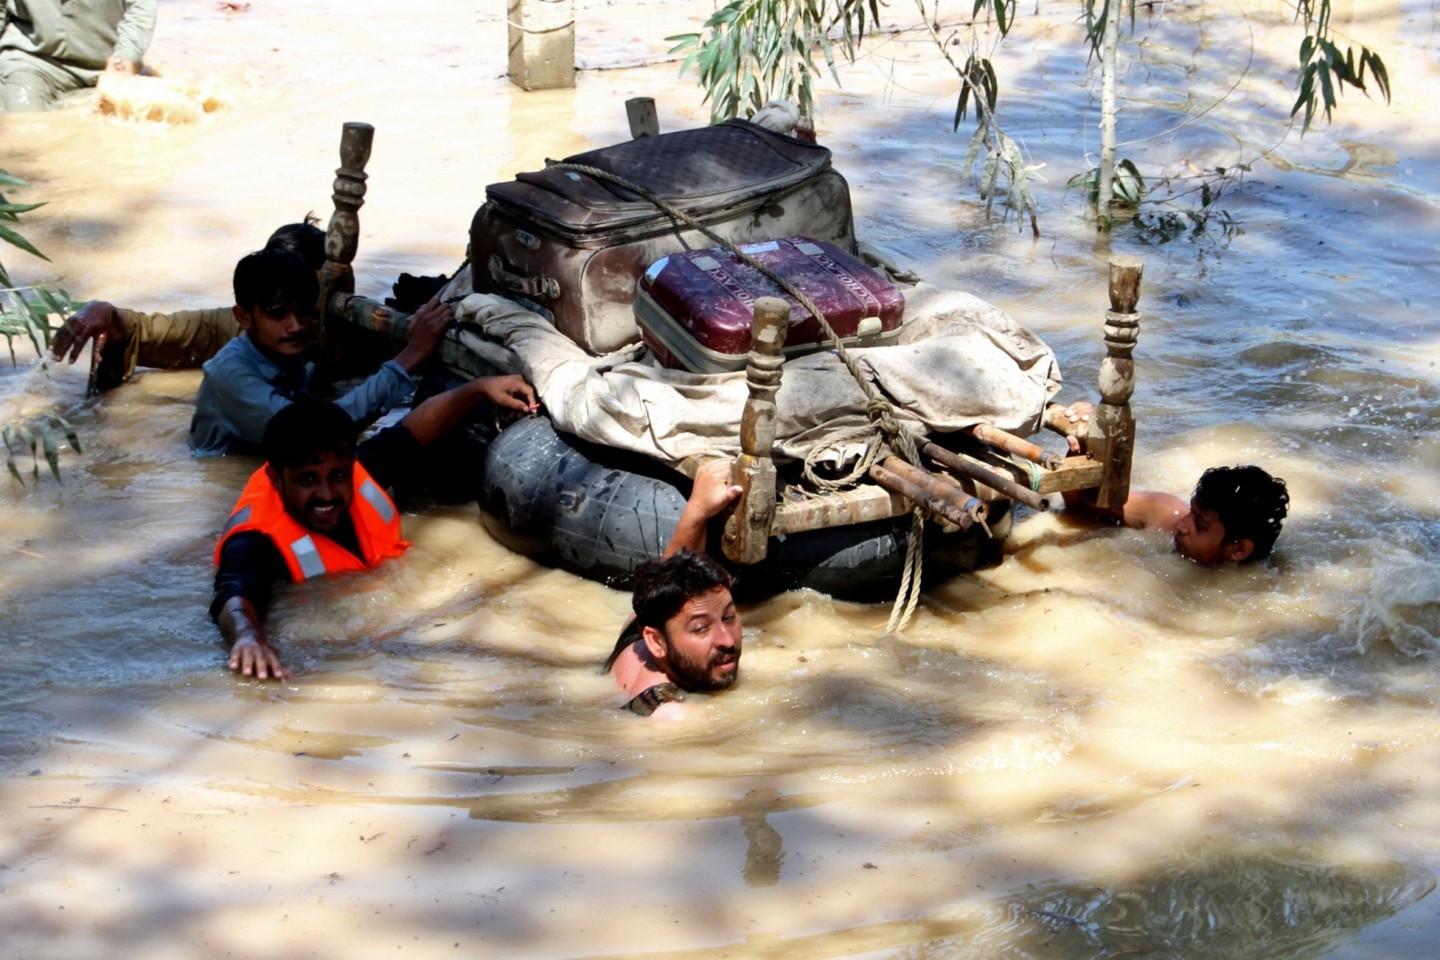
[2,169,79,484]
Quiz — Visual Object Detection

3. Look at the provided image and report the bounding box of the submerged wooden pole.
[1087,256,1143,510]
[626,97,658,138]
[722,297,789,566]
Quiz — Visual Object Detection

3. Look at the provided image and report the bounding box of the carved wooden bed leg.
[1087,255,1143,510]
[319,122,374,328]
[313,122,375,387]
[722,297,788,566]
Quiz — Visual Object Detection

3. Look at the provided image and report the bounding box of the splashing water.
[1358,560,1440,658]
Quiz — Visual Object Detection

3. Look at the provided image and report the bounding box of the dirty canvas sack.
[635,236,905,374]
[469,119,855,355]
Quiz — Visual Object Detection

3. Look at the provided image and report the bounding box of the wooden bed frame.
[314,121,1142,568]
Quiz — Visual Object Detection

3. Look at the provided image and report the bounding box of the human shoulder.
[202,331,261,370]
[210,529,289,621]
[1122,489,1188,532]
[608,633,676,702]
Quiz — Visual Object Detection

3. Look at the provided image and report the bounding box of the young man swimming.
[1061,402,1290,564]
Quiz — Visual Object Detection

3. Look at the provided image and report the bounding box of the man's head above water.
[261,399,358,536]
[265,215,326,271]
[629,548,742,692]
[1174,464,1290,565]
[1060,404,1291,567]
[232,248,320,361]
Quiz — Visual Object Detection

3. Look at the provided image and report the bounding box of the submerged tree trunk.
[1096,0,1121,229]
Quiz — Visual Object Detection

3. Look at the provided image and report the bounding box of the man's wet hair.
[632,548,734,629]
[1192,465,1290,561]
[604,549,733,671]
[233,248,319,314]
[265,215,326,272]
[262,398,357,471]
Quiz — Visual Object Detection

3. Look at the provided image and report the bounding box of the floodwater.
[2,0,1439,956]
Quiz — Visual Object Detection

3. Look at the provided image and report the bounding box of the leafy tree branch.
[668,0,1393,230]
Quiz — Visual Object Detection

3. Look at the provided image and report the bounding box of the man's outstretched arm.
[213,532,289,680]
[397,374,539,447]
[217,596,288,680]
[1060,401,1187,532]
[53,302,239,390]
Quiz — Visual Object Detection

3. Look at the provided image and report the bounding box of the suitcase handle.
[488,254,560,301]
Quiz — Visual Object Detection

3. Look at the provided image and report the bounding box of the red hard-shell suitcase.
[469,119,855,355]
[634,237,905,374]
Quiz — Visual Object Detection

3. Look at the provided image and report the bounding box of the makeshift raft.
[311,121,1144,606]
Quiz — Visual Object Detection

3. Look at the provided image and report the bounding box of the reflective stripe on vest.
[289,534,328,580]
[221,504,253,538]
[358,477,395,525]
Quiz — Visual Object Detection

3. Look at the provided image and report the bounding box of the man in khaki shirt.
[52,221,319,392]
[1,0,156,111]
[53,301,239,392]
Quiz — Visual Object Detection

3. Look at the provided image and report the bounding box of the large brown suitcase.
[469,119,855,355]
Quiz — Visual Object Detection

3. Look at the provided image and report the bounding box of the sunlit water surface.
[2,1,1439,957]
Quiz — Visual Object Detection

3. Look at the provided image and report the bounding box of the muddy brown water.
[2,1,1439,957]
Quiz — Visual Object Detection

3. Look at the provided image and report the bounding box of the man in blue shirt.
[190,248,468,455]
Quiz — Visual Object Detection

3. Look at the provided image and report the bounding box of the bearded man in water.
[605,460,744,717]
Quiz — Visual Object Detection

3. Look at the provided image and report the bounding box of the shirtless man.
[604,459,744,717]
[1061,402,1290,564]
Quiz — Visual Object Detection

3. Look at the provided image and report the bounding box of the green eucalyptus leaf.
[1366,49,1391,101]
[0,221,48,261]
[36,284,71,321]
[54,414,81,454]
[38,422,59,482]
[954,86,970,131]
[0,201,44,216]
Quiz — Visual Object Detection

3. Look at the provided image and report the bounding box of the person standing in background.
[1,0,156,112]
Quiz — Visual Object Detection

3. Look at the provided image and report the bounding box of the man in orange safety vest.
[212,378,536,680]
